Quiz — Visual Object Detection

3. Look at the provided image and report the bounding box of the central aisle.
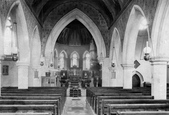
[61,88,96,115]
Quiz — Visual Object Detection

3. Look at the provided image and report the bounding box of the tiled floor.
[61,89,96,115]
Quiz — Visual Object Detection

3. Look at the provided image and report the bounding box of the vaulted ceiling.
[25,0,132,45]
[25,0,132,25]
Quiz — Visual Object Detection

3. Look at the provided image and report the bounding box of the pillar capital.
[16,61,29,67]
[150,57,169,63]
[121,64,134,69]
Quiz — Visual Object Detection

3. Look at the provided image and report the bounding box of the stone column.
[102,58,111,86]
[122,64,134,89]
[17,62,29,89]
[151,60,167,99]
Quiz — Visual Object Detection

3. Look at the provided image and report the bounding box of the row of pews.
[0,87,67,115]
[86,87,169,115]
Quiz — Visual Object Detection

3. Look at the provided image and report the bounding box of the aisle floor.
[61,89,96,115]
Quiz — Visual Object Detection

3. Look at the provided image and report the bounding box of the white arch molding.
[151,0,169,60]
[45,8,106,63]
[7,1,30,63]
[123,5,147,64]
[132,71,144,87]
[31,26,41,68]
[109,28,123,87]
[6,1,30,89]
[122,5,148,89]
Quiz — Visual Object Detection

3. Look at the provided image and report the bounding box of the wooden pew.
[94,95,153,115]
[1,87,67,115]
[116,111,169,115]
[86,87,153,115]
[106,103,169,115]
[0,105,57,115]
[0,100,59,115]
[0,113,51,115]
[102,99,169,115]
[0,96,63,115]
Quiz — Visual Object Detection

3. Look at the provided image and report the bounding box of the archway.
[30,26,41,86]
[7,1,30,63]
[122,5,150,89]
[132,74,140,87]
[31,26,41,68]
[5,1,30,89]
[132,71,144,87]
[45,8,106,64]
[109,28,123,87]
[150,0,169,99]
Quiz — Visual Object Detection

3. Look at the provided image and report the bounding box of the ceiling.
[25,0,132,25]
[56,19,93,45]
[25,0,132,45]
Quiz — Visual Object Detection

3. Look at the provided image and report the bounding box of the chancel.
[0,0,169,115]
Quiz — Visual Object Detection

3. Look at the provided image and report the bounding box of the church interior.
[1,0,169,115]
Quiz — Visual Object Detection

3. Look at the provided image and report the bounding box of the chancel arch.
[45,8,106,65]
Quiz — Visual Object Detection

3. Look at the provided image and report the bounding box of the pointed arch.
[83,51,90,70]
[6,0,30,63]
[151,0,169,60]
[31,26,41,68]
[70,51,80,58]
[123,5,147,64]
[109,28,123,87]
[83,50,90,58]
[132,71,144,87]
[110,28,121,66]
[70,51,80,68]
[60,50,68,58]
[59,50,68,70]
[45,8,106,62]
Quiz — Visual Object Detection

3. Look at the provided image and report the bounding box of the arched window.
[59,51,67,70]
[85,53,90,70]
[71,51,79,68]
[72,53,78,66]
[4,16,13,55]
[83,51,91,70]
[59,53,65,70]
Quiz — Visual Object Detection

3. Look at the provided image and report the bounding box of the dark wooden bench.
[102,99,169,115]
[94,95,153,115]
[1,87,67,115]
[0,100,60,115]
[106,103,169,115]
[0,105,57,115]
[116,111,169,115]
[0,113,51,115]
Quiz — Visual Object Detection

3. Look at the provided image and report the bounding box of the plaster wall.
[1,61,18,87]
